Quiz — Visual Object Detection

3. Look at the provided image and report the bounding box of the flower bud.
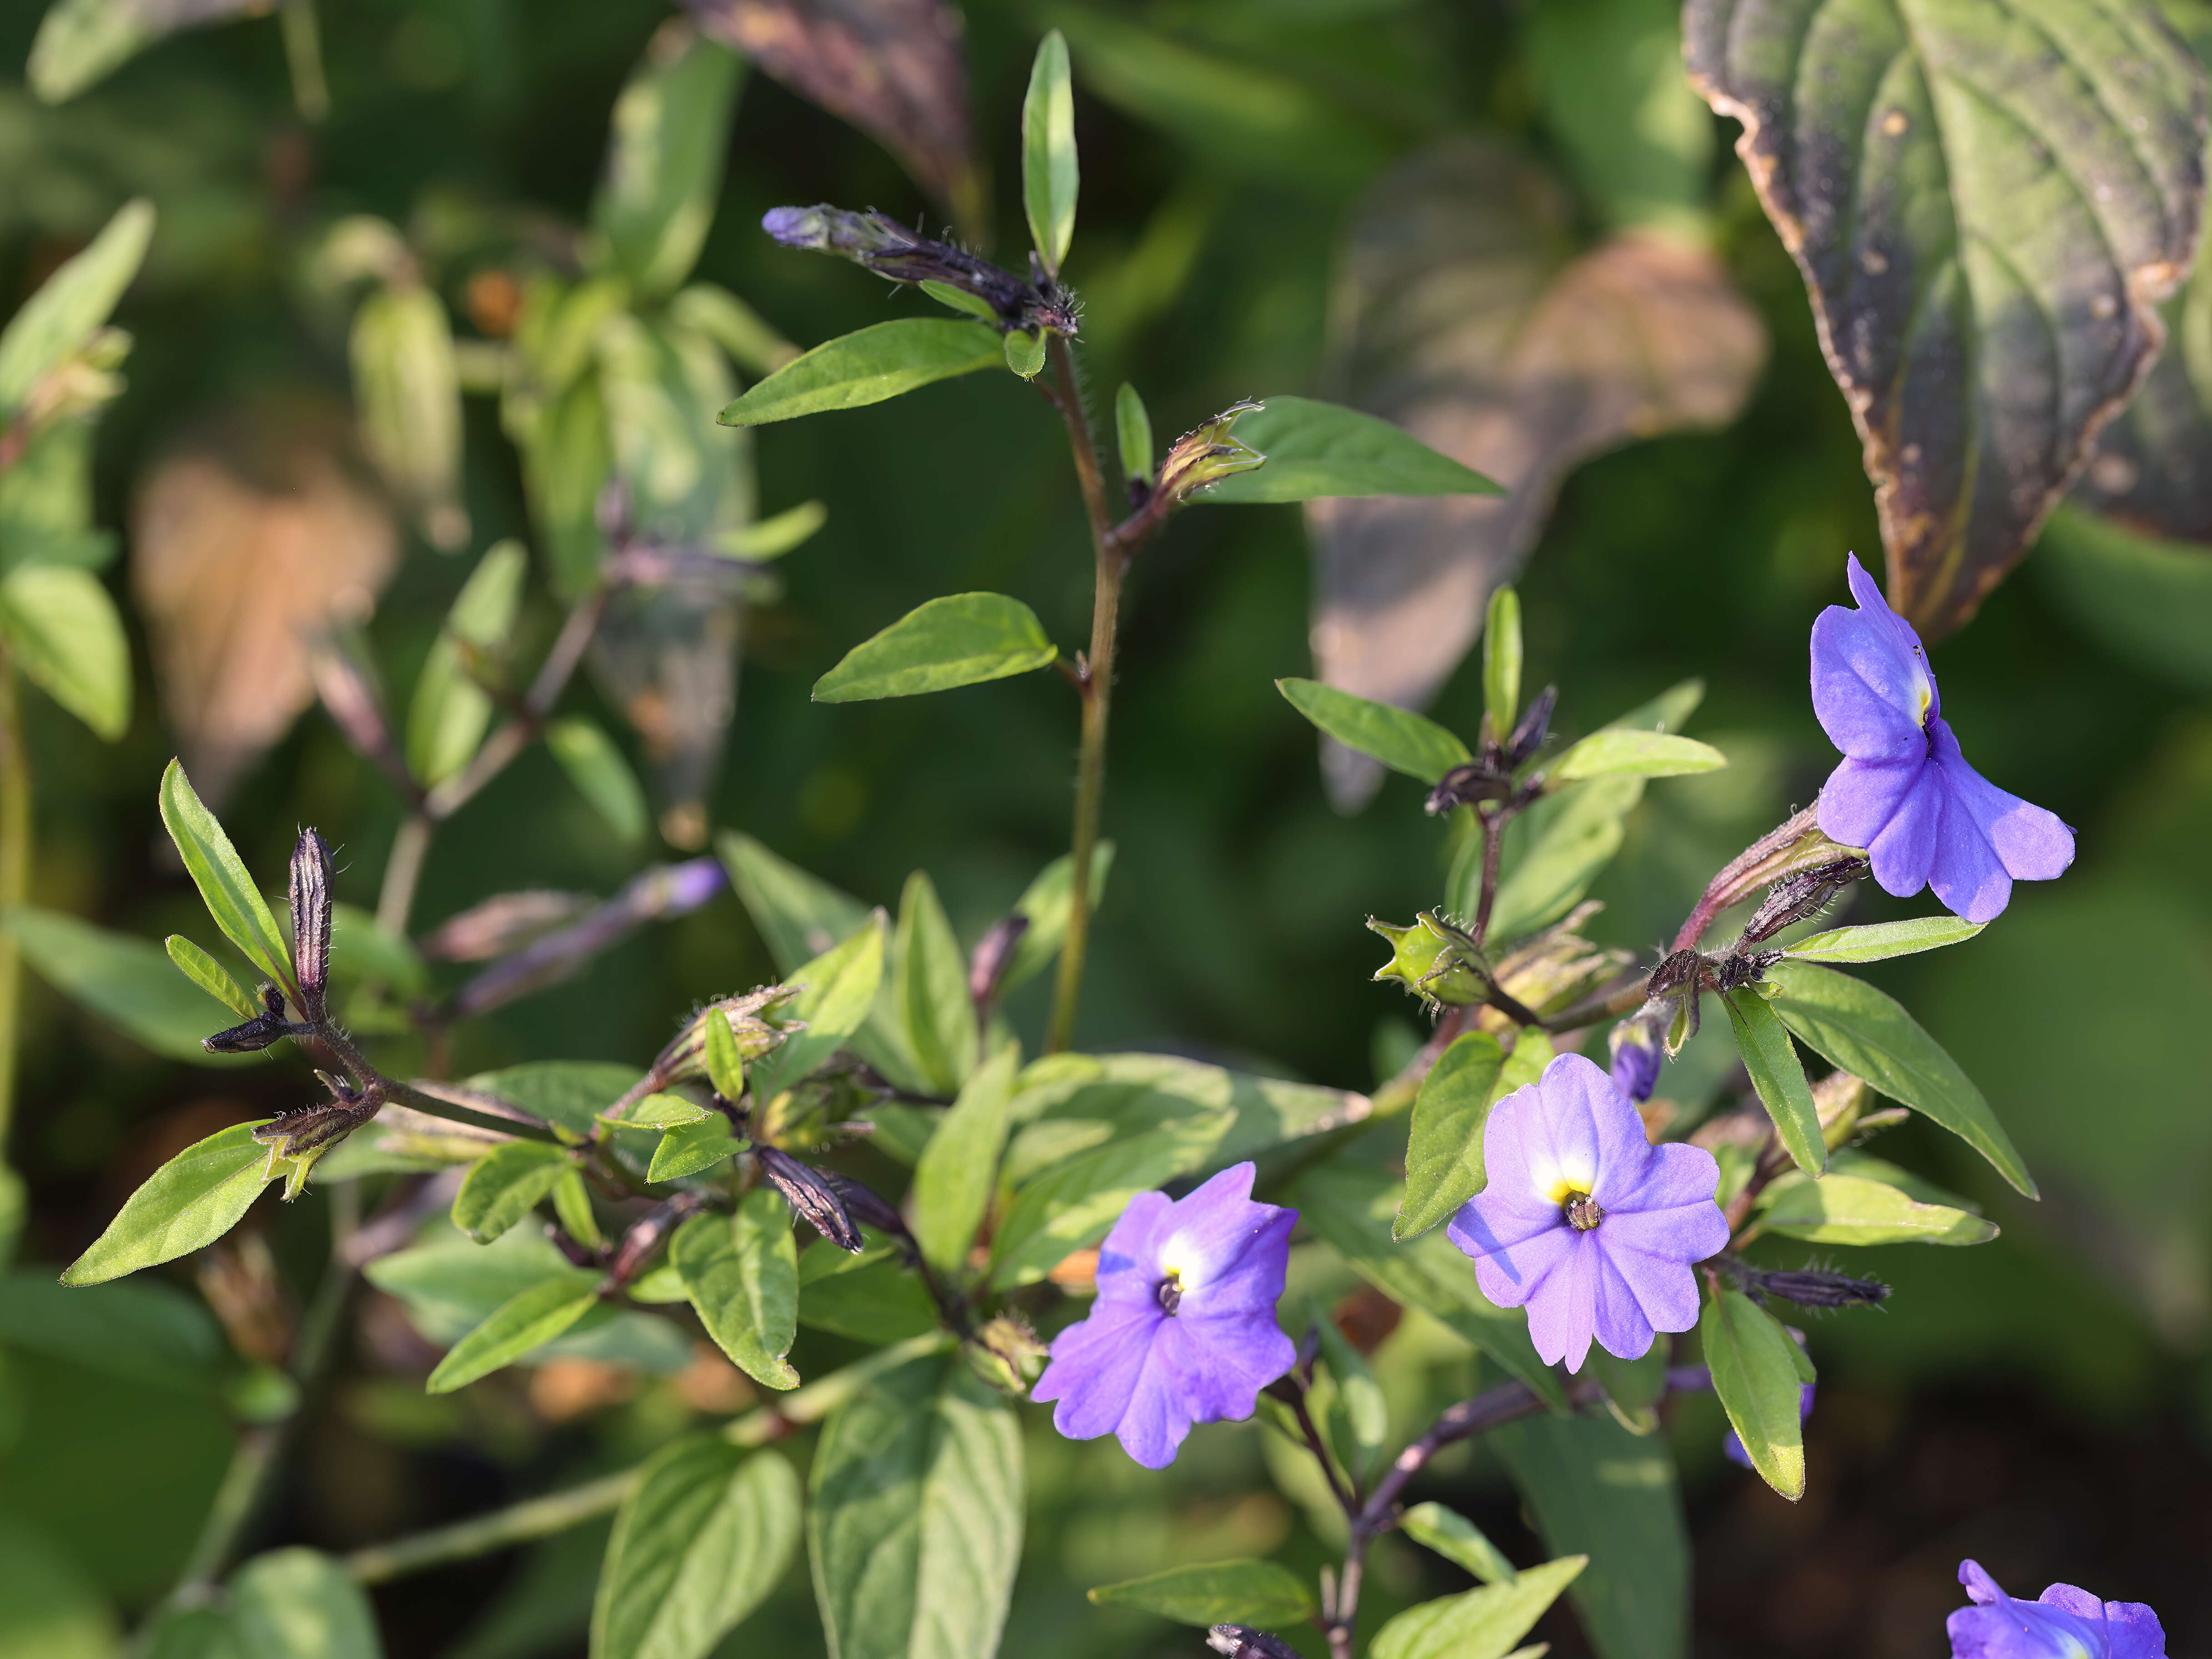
[206,985,297,1055]
[1741,857,1870,943]
[1154,402,1267,506]
[760,206,1078,338]
[1737,1263,1889,1309]
[1502,684,1558,769]
[966,914,1029,1018]
[964,1315,1048,1393]
[1423,759,1511,816]
[252,1079,381,1199]
[652,984,803,1090]
[1369,912,1487,1009]
[1608,1008,1666,1104]
[755,1146,860,1252]
[289,828,335,1018]
[1208,1628,1302,1659]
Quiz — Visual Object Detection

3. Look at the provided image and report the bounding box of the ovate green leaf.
[814,593,1057,703]
[1545,729,1725,784]
[426,1276,601,1392]
[1087,1559,1314,1628]
[1757,1171,1996,1247]
[229,1548,381,1659]
[1395,1031,1506,1241]
[1368,1554,1585,1659]
[159,759,295,990]
[1203,397,1500,503]
[892,869,976,1096]
[1398,1502,1518,1586]
[1700,1287,1808,1500]
[546,716,651,844]
[1021,30,1078,275]
[593,24,744,297]
[1721,987,1825,1177]
[1277,678,1470,784]
[451,1141,572,1244]
[719,319,1001,426]
[672,1194,799,1391]
[62,1119,273,1285]
[0,565,130,738]
[1781,917,1984,964]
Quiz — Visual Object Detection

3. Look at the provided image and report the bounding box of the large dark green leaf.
[0,1270,222,1389]
[61,1119,273,1286]
[1395,1031,1507,1241]
[814,594,1058,703]
[1763,960,2034,1196]
[592,1438,799,1659]
[719,319,1001,426]
[808,1352,1022,1659]
[1204,397,1501,503]
[1492,1413,1689,1659]
[673,1195,800,1390]
[1685,0,2208,637]
[1087,1559,1314,1628]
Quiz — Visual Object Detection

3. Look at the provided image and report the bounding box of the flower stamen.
[1563,1192,1605,1232]
[1156,1271,1183,1315]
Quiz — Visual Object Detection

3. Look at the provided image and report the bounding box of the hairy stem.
[0,661,27,1149]
[1046,335,1123,1054]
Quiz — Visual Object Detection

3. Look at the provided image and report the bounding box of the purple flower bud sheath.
[1948,1560,2165,1659]
[1811,556,2074,923]
[1031,1162,1296,1469]
[1448,1053,1728,1372]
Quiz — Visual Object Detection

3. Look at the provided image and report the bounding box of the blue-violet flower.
[1948,1560,2165,1659]
[1811,556,2073,923]
[1448,1053,1729,1371]
[1031,1162,1296,1468]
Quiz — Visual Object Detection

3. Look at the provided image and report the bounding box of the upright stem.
[0,661,28,1148]
[1045,335,1122,1054]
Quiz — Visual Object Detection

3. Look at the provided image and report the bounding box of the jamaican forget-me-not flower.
[1948,1560,2165,1659]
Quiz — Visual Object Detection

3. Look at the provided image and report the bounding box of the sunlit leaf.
[61,1119,274,1286]
[1087,1559,1314,1628]
[814,593,1057,703]
[593,20,744,298]
[0,565,130,739]
[1276,678,1469,785]
[1700,1287,1808,1500]
[1395,1031,1506,1241]
[1002,844,1113,993]
[1757,1170,1996,1247]
[719,319,1001,426]
[408,541,528,787]
[748,911,888,1098]
[0,196,152,410]
[158,758,295,990]
[672,1195,800,1391]
[1398,1502,1518,1586]
[426,1275,601,1392]
[451,1141,572,1245]
[1206,397,1500,504]
[911,1046,1019,1277]
[1781,917,1983,965]
[1545,729,1724,784]
[1021,30,1078,275]
[891,868,975,1096]
[1368,1554,1585,1659]
[1721,987,1824,1178]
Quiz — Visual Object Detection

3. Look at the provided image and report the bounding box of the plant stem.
[1045,334,1122,1054]
[376,813,432,936]
[0,661,27,1150]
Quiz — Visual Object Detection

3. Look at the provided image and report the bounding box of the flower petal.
[1541,1052,1656,1206]
[1459,1210,1575,1307]
[1111,1343,1193,1468]
[1593,1222,1709,1334]
[1094,1190,1174,1308]
[1930,721,2076,882]
[1524,1230,1600,1371]
[1867,762,1943,898]
[1033,1299,1162,1440]
[1607,1138,1723,1217]
[1927,772,2013,925]
[1157,1308,1294,1424]
[2099,1601,2169,1659]
[1816,754,1923,853]
[1811,607,1931,761]
[1590,1251,1659,1361]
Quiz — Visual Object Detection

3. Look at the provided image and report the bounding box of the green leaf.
[1720,988,1825,1178]
[990,1109,1231,1288]
[1545,730,1726,784]
[673,1195,800,1391]
[1001,329,1046,379]
[0,197,152,412]
[467,1061,644,1139]
[159,758,296,992]
[0,1270,222,1389]
[1115,382,1151,485]
[352,282,468,549]
[808,1352,1021,1659]
[719,319,1002,426]
[1684,0,2204,638]
[1699,1287,1808,1501]
[546,717,650,844]
[794,1250,940,1344]
[61,1119,273,1285]
[593,1438,799,1659]
[1294,1162,1563,1408]
[912,1047,1020,1278]
[229,1548,382,1659]
[703,1006,747,1100]
[1277,677,1470,784]
[1492,1413,1689,1659]
[451,1141,572,1245]
[1757,1171,1997,1247]
[648,1117,746,1184]
[919,281,999,322]
[408,541,528,786]
[1781,917,1985,964]
[1369,1554,1585,1659]
[1524,0,1713,235]
[1398,1502,1518,1586]
[1002,843,1114,993]
[1483,585,1522,744]
[891,869,977,1096]
[426,1275,601,1393]
[592,24,743,297]
[749,912,889,1098]
[1021,29,1079,275]
[0,565,129,738]
[1395,1031,1507,1241]
[1087,1559,1314,1628]
[814,593,1058,703]
[1762,959,2034,1196]
[1202,397,1501,503]
[1313,1308,1387,1484]
[6,908,254,1064]
[721,498,826,561]
[553,1168,604,1249]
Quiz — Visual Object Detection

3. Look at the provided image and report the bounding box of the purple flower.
[1811,556,2073,924]
[1724,1382,1812,1467]
[1031,1162,1296,1468]
[1448,1053,1729,1372]
[1948,1560,2165,1659]
[1608,1014,1664,1104]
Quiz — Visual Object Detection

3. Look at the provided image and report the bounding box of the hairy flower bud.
[1608,1006,1667,1103]
[1208,1627,1303,1659]
[1154,402,1267,506]
[965,1314,1048,1394]
[289,828,335,1017]
[252,1078,381,1199]
[1736,1262,1890,1309]
[761,205,1078,337]
[206,985,297,1055]
[1423,759,1511,816]
[652,983,803,1090]
[755,1146,861,1252]
[1741,857,1870,944]
[1369,912,1488,1009]
[1502,684,1558,769]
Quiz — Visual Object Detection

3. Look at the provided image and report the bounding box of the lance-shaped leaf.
[814,593,1057,703]
[681,0,979,222]
[1398,1503,1518,1586]
[1762,959,2033,1196]
[673,1196,800,1390]
[1205,397,1499,504]
[1395,1031,1507,1241]
[649,1117,747,1184]
[352,281,468,550]
[0,196,152,411]
[1022,29,1078,276]
[1304,142,1763,809]
[545,716,651,845]
[1781,917,1984,964]
[427,1275,601,1392]
[891,869,976,1096]
[593,1439,800,1659]
[6,908,256,1064]
[451,1141,572,1245]
[0,565,130,739]
[990,1111,1230,1288]
[1368,1554,1586,1659]
[409,541,528,786]
[594,20,744,298]
[1700,1287,1809,1501]
[1545,729,1724,784]
[912,1046,1019,1277]
[719,319,1000,427]
[1757,1170,1996,1247]
[749,912,888,1098]
[808,1352,1022,1659]
[1483,585,1521,741]
[62,1119,275,1286]
[1088,1560,1315,1629]
[1684,0,2208,638]
[1721,987,1825,1178]
[1277,678,1470,785]
[166,935,259,1019]
[1002,843,1113,992]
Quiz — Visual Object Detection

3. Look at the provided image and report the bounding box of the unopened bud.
[1502,684,1558,769]
[1741,858,1869,943]
[652,983,803,1090]
[826,1172,905,1239]
[1369,911,1488,1009]
[1608,1007,1666,1103]
[755,1146,860,1252]
[252,1079,381,1199]
[967,914,1029,1016]
[288,828,335,1016]
[1739,1263,1890,1310]
[760,205,1078,337]
[1155,402,1267,505]
[206,985,297,1055]
[964,1315,1048,1393]
[1424,759,1510,816]
[1208,1628,1302,1659]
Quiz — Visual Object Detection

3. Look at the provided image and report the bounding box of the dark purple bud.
[1154,402,1267,507]
[546,1220,600,1269]
[206,985,297,1054]
[252,1079,381,1167]
[760,205,1076,338]
[288,828,335,1016]
[1739,1264,1890,1309]
[1423,759,1510,816]
[1711,948,1784,993]
[1608,1010,1665,1104]
[827,1172,908,1240]
[1741,857,1870,943]
[1207,1628,1303,1659]
[1503,684,1558,769]
[1645,948,1706,998]
[756,1146,861,1252]
[966,914,1030,1016]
